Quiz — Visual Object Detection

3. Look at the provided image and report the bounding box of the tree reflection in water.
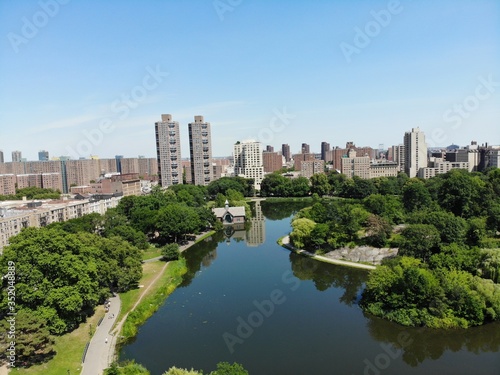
[289,252,367,306]
[365,307,500,366]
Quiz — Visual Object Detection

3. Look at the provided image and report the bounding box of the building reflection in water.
[220,201,266,247]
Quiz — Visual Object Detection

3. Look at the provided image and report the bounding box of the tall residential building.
[301,143,310,154]
[120,158,140,175]
[188,115,213,186]
[321,142,331,161]
[65,159,100,187]
[282,144,291,162]
[263,151,283,173]
[0,150,4,163]
[404,127,428,178]
[38,150,49,161]
[0,174,16,195]
[390,144,405,172]
[233,140,264,191]
[138,157,158,179]
[115,155,124,174]
[301,160,325,178]
[155,114,182,187]
[293,152,315,171]
[341,149,371,179]
[12,151,22,162]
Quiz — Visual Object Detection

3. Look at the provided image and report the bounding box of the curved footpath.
[281,235,376,271]
[80,231,213,375]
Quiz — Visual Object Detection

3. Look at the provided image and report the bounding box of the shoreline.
[108,230,215,366]
[280,235,376,271]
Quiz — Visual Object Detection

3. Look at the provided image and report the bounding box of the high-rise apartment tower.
[155,114,182,187]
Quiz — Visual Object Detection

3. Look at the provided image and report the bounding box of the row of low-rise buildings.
[0,156,158,195]
[0,195,122,252]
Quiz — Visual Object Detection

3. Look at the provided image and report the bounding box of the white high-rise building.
[390,144,405,172]
[155,114,182,187]
[188,116,213,186]
[233,140,264,191]
[404,127,428,178]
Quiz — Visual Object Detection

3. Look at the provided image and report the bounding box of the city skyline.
[0,1,499,160]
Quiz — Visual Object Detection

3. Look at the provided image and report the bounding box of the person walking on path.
[80,294,121,375]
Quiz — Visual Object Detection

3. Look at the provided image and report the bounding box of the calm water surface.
[120,202,500,375]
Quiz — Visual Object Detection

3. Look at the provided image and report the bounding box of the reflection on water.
[121,201,500,375]
[246,200,265,247]
[366,314,500,367]
[180,231,222,288]
[260,200,312,221]
[289,252,367,305]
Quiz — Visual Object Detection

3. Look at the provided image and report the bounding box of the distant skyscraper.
[12,151,22,162]
[233,140,263,191]
[321,142,330,161]
[155,114,182,187]
[265,145,274,152]
[301,143,310,154]
[188,115,213,186]
[0,150,4,163]
[38,150,49,161]
[404,127,428,178]
[282,144,291,162]
[115,155,124,174]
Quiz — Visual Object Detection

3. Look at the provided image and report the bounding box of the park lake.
[120,201,500,375]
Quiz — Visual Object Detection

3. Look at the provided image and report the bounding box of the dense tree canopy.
[0,227,142,335]
[284,168,500,329]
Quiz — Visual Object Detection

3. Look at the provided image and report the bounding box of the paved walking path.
[281,236,376,270]
[80,231,213,375]
[80,294,121,375]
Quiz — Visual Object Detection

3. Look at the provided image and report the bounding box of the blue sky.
[0,0,499,160]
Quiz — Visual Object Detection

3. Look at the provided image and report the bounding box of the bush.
[162,243,180,261]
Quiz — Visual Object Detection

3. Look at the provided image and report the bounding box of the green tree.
[408,210,467,244]
[466,217,487,247]
[399,224,441,262]
[437,169,485,218]
[365,214,393,247]
[290,218,316,248]
[402,179,433,212]
[310,223,330,250]
[363,194,405,224]
[260,173,290,197]
[210,362,249,375]
[163,368,201,375]
[162,243,180,261]
[290,177,310,197]
[0,309,55,366]
[156,204,201,243]
[207,176,254,197]
[310,173,331,196]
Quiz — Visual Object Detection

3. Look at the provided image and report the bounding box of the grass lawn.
[12,306,105,375]
[141,246,163,261]
[117,261,166,322]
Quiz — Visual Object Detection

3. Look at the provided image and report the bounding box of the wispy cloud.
[27,113,101,134]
